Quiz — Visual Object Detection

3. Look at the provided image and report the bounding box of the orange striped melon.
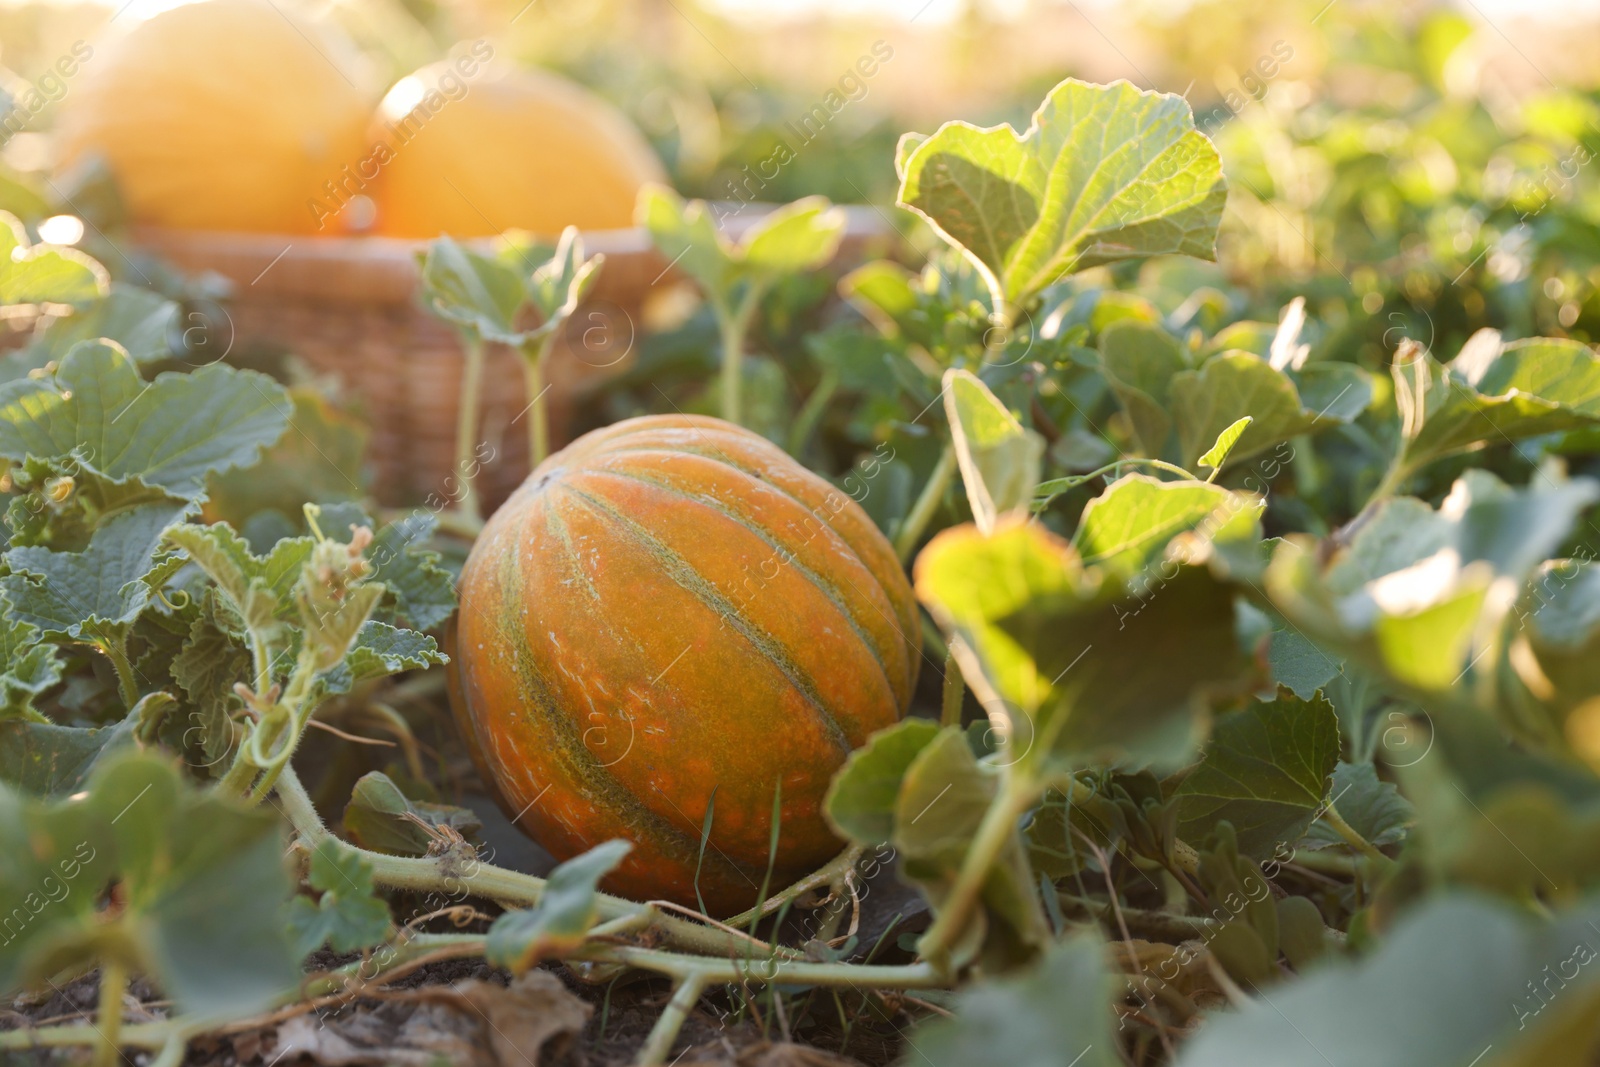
[449,415,919,915]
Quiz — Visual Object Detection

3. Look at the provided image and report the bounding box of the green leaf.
[739,196,847,276]
[204,389,368,528]
[162,522,314,632]
[1394,333,1600,479]
[839,260,920,334]
[0,612,64,719]
[1301,760,1412,850]
[0,709,138,796]
[1,502,187,643]
[917,520,1253,776]
[943,369,1045,533]
[0,340,292,500]
[1097,320,1189,456]
[417,235,529,346]
[1522,560,1600,714]
[1198,415,1254,471]
[896,78,1226,308]
[1071,473,1262,582]
[526,225,605,331]
[487,840,631,973]
[912,932,1120,1067]
[0,751,299,1019]
[23,283,178,367]
[341,770,483,857]
[340,621,445,684]
[0,209,107,309]
[1171,351,1368,469]
[637,184,733,296]
[1267,629,1343,700]
[895,727,1049,967]
[1266,468,1599,694]
[1172,688,1341,860]
[168,591,249,770]
[1176,894,1600,1067]
[824,718,943,846]
[366,513,457,631]
[285,839,392,957]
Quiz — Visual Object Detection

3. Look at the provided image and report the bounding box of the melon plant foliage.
[4,60,1600,1067]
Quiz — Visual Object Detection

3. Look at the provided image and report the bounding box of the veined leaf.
[13,284,178,377]
[943,369,1045,533]
[1394,332,1600,480]
[1172,688,1341,860]
[0,611,64,720]
[418,236,529,346]
[1171,351,1371,469]
[0,210,107,310]
[342,621,447,683]
[1,502,187,644]
[0,340,291,501]
[917,520,1253,776]
[824,718,944,847]
[1265,468,1599,695]
[1097,320,1189,457]
[0,708,139,796]
[896,78,1226,308]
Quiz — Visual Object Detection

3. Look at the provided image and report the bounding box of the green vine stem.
[894,444,956,563]
[915,775,1037,970]
[788,366,839,458]
[98,637,139,710]
[636,972,706,1066]
[940,650,965,728]
[91,957,126,1067]
[270,765,790,961]
[453,333,487,524]
[1318,800,1388,864]
[518,330,558,469]
[717,288,763,428]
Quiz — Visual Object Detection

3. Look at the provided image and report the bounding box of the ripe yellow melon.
[54,0,373,234]
[368,62,664,239]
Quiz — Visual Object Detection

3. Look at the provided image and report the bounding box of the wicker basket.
[133,206,891,508]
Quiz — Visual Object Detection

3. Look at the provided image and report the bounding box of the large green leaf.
[0,612,64,720]
[911,932,1120,1067]
[0,751,299,1019]
[1171,351,1370,469]
[0,340,291,501]
[1393,333,1600,480]
[1172,688,1340,859]
[1265,469,1599,695]
[0,709,139,796]
[0,210,107,309]
[943,369,1044,533]
[917,520,1253,777]
[1,502,187,645]
[23,284,178,367]
[1176,894,1600,1067]
[896,78,1226,308]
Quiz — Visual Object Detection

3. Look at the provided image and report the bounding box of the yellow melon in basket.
[54,0,372,234]
[367,62,665,238]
